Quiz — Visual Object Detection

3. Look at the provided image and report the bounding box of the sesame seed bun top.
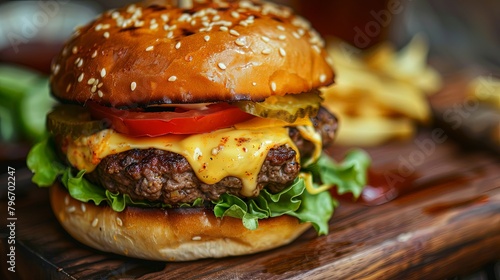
[50,0,335,107]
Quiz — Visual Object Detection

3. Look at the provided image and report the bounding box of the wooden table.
[1,78,499,279]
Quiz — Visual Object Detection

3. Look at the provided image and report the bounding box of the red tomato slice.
[86,102,255,137]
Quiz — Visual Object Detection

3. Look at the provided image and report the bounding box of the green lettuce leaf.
[303,149,371,198]
[26,138,174,211]
[213,178,336,235]
[27,138,371,235]
[26,139,65,187]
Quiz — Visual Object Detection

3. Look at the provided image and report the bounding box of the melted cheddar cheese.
[65,117,322,197]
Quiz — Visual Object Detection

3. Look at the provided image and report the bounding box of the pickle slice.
[235,91,323,123]
[47,104,108,138]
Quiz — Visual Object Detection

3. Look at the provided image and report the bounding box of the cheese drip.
[65,118,322,197]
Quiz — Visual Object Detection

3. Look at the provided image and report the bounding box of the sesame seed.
[131,82,137,91]
[74,57,81,65]
[211,146,222,155]
[54,64,60,75]
[87,78,96,85]
[297,28,305,36]
[81,204,86,213]
[320,74,327,83]
[175,41,181,49]
[72,46,78,54]
[168,76,177,82]
[91,50,98,58]
[100,68,106,78]
[277,25,285,31]
[292,32,300,39]
[261,36,270,42]
[262,48,271,55]
[204,35,210,42]
[231,11,240,18]
[126,4,136,13]
[93,79,99,86]
[103,32,110,39]
[78,73,84,82]
[146,45,154,52]
[97,83,103,88]
[92,218,99,227]
[116,217,123,226]
[219,26,228,31]
[167,31,174,38]
[150,23,159,30]
[271,82,277,92]
[278,34,286,40]
[91,85,97,93]
[229,29,240,36]
[98,90,104,97]
[66,84,71,92]
[235,37,245,46]
[161,14,169,22]
[312,45,321,53]
[95,23,103,31]
[279,47,286,57]
[111,11,120,19]
[192,236,202,241]
[218,62,227,70]
[252,82,257,86]
[213,15,221,21]
[67,206,76,213]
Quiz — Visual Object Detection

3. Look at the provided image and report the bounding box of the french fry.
[467,76,500,110]
[334,115,415,147]
[365,35,442,94]
[322,35,443,146]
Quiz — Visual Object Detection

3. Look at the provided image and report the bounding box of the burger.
[27,0,370,261]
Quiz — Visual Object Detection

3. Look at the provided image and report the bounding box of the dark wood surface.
[1,77,499,279]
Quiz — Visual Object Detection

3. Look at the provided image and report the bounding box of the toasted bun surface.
[50,182,312,261]
[50,0,334,107]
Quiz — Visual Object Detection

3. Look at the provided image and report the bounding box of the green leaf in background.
[0,106,15,141]
[0,64,41,100]
[20,78,54,141]
[0,64,55,142]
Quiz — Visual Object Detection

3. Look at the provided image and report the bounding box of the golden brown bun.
[50,182,311,261]
[50,0,334,107]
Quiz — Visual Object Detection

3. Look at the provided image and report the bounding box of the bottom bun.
[50,182,312,261]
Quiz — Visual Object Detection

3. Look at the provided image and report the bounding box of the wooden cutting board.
[1,76,499,279]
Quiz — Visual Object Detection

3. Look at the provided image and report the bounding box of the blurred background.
[0,0,498,278]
